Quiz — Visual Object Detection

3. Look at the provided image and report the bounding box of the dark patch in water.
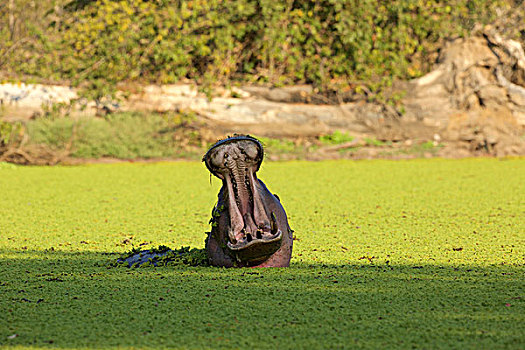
[110,246,209,268]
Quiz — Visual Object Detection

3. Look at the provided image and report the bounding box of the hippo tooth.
[270,212,278,235]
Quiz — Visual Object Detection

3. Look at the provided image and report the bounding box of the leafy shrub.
[257,136,297,153]
[0,120,22,147]
[364,137,388,146]
[320,131,355,145]
[26,112,195,159]
[1,0,520,102]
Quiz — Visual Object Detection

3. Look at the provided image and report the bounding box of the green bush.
[0,120,23,147]
[26,112,187,159]
[1,0,520,101]
[320,131,354,145]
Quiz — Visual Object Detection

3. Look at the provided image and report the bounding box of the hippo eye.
[209,149,226,170]
[242,142,259,160]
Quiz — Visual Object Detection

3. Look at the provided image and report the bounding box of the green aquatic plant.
[0,159,523,349]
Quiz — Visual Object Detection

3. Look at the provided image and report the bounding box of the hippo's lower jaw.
[227,230,282,264]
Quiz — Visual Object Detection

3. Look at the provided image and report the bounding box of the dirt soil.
[1,114,521,166]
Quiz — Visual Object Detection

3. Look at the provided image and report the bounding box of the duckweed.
[0,159,523,349]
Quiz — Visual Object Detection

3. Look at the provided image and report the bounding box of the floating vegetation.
[110,245,209,268]
[0,159,523,349]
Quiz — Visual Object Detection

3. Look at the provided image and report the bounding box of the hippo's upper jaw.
[204,135,293,267]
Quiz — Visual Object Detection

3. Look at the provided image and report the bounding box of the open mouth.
[204,136,283,260]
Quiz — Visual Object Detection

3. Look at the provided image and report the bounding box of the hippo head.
[203,135,293,267]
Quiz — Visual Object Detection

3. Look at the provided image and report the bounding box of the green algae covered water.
[0,159,523,349]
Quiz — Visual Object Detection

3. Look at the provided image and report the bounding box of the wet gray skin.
[203,135,293,267]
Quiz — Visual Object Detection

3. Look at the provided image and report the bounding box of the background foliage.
[0,0,523,101]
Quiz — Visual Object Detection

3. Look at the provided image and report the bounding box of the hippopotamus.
[116,135,292,268]
[203,135,293,267]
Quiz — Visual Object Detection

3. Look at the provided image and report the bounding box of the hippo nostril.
[246,234,253,242]
[256,231,262,239]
